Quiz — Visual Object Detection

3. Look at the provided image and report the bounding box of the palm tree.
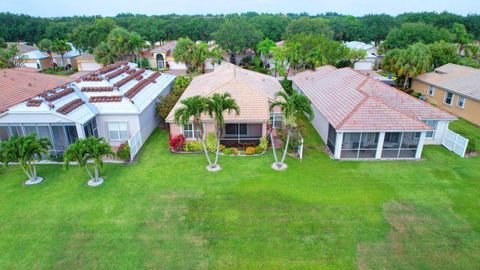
[173,38,195,80]
[64,137,113,186]
[38,38,54,66]
[191,42,210,74]
[397,42,431,89]
[173,96,214,170]
[53,39,71,68]
[127,32,145,63]
[207,93,240,170]
[270,91,313,170]
[1,134,51,185]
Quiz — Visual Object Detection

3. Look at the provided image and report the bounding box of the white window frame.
[270,112,284,129]
[443,92,454,106]
[107,122,129,141]
[423,120,438,139]
[428,85,435,96]
[457,96,466,109]
[181,123,195,139]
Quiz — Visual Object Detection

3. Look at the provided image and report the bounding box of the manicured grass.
[0,124,479,269]
[450,118,480,152]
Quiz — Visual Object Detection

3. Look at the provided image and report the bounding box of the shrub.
[245,147,256,155]
[205,133,218,153]
[411,92,422,98]
[278,128,303,151]
[220,144,226,152]
[184,141,203,152]
[280,80,293,96]
[223,148,233,155]
[169,134,185,151]
[117,142,131,161]
[255,146,263,154]
[232,148,239,155]
[259,137,268,150]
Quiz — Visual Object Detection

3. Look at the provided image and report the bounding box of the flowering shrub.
[169,134,185,151]
[245,147,256,155]
[117,142,131,161]
[184,141,203,152]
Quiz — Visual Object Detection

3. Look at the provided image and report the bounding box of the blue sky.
[1,0,479,17]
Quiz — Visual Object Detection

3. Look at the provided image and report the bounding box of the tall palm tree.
[397,42,431,89]
[64,137,113,186]
[173,38,195,80]
[191,42,210,74]
[53,39,71,68]
[173,96,214,169]
[207,93,240,170]
[38,38,54,66]
[1,134,51,185]
[270,91,313,170]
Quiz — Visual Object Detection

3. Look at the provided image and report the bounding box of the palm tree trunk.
[213,129,221,166]
[270,132,279,164]
[201,139,213,166]
[20,163,32,180]
[32,160,37,179]
[85,166,94,181]
[280,129,291,165]
[403,75,409,90]
[94,164,99,182]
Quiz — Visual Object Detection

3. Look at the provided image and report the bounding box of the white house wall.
[311,106,330,144]
[95,114,141,147]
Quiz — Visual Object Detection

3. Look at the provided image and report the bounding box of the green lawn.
[450,118,480,152]
[1,123,480,269]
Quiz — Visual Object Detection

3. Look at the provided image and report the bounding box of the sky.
[1,0,479,17]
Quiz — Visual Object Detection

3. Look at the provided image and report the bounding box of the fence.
[442,129,469,158]
[128,130,143,162]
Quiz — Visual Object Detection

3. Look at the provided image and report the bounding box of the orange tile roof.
[292,66,455,132]
[0,69,73,113]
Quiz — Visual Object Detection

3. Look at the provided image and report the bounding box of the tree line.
[1,11,479,47]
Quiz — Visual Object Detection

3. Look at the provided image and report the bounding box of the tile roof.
[150,41,177,55]
[291,66,455,132]
[0,69,73,113]
[81,86,114,92]
[89,96,123,103]
[166,62,284,122]
[415,63,480,101]
[56,98,85,115]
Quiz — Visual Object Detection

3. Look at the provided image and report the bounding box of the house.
[51,43,81,70]
[413,63,480,126]
[75,53,103,71]
[166,62,284,144]
[0,62,176,154]
[20,50,51,70]
[344,41,380,71]
[291,66,456,160]
[146,41,220,74]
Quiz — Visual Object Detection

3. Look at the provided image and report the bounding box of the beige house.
[166,62,284,144]
[75,53,103,71]
[413,64,480,126]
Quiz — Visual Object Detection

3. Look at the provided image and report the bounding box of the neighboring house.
[166,62,284,144]
[52,43,81,70]
[344,41,379,71]
[413,63,480,126]
[0,62,176,154]
[291,66,456,160]
[75,53,103,71]
[20,50,51,70]
[7,42,38,55]
[146,41,220,73]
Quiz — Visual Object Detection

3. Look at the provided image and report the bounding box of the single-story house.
[344,41,380,71]
[20,50,51,70]
[0,62,175,154]
[76,53,103,71]
[291,66,456,160]
[147,41,220,73]
[166,62,284,144]
[413,63,480,126]
[52,43,81,70]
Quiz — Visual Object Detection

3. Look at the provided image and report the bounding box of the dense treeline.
[1,11,479,46]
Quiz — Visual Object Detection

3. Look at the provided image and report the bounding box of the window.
[428,85,435,96]
[107,122,129,141]
[424,120,438,139]
[84,118,98,138]
[182,123,195,139]
[0,126,8,141]
[327,124,336,154]
[270,112,284,129]
[457,96,465,109]
[444,92,454,106]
